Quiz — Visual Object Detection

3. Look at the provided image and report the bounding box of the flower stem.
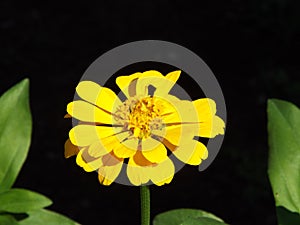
[140,185,150,225]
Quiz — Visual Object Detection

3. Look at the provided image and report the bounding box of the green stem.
[140,185,151,225]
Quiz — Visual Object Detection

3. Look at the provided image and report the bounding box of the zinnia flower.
[65,70,225,186]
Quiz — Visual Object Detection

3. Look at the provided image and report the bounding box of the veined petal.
[150,158,174,186]
[141,138,167,163]
[127,156,151,186]
[113,138,138,158]
[67,100,113,124]
[98,154,123,186]
[76,81,121,112]
[69,125,120,146]
[64,139,80,158]
[172,139,208,165]
[116,72,142,98]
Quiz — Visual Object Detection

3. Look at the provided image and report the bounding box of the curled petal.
[116,72,142,98]
[135,70,164,96]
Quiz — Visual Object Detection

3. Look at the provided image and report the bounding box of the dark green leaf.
[19,209,80,225]
[153,208,228,225]
[182,217,229,225]
[0,188,52,213]
[0,79,32,191]
[267,99,300,214]
[0,214,19,225]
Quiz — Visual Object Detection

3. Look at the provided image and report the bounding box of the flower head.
[65,70,225,186]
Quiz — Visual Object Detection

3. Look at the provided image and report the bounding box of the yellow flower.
[65,70,225,186]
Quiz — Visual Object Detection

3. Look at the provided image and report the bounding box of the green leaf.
[19,209,80,225]
[182,217,229,225]
[153,209,228,225]
[0,188,52,213]
[0,214,19,225]
[0,79,32,192]
[267,99,300,214]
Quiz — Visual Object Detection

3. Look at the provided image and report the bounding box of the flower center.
[114,96,164,139]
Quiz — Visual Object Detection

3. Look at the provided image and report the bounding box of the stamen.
[113,96,164,139]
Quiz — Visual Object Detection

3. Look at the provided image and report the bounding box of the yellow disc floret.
[114,96,164,139]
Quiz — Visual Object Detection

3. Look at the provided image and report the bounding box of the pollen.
[114,96,164,139]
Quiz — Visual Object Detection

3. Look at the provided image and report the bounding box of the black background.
[1,1,300,225]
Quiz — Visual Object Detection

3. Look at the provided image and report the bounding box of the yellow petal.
[198,115,225,138]
[76,149,102,172]
[161,96,199,124]
[76,81,121,112]
[150,158,174,186]
[69,125,119,146]
[193,98,216,122]
[116,72,142,98]
[135,70,164,96]
[141,138,167,163]
[67,100,113,124]
[64,139,80,158]
[136,70,182,97]
[172,139,208,165]
[88,131,131,158]
[154,70,181,96]
[165,70,181,83]
[166,124,196,146]
[127,156,150,186]
[101,152,123,166]
[192,98,225,137]
[127,152,174,186]
[88,141,111,158]
[98,154,123,186]
[113,138,138,158]
[152,124,196,147]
